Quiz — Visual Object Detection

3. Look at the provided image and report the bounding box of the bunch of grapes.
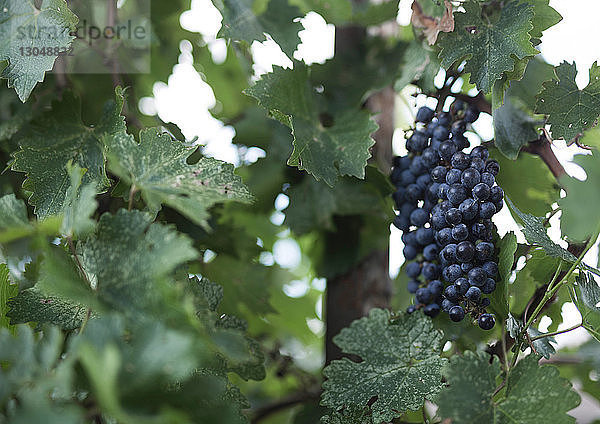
[391,100,503,330]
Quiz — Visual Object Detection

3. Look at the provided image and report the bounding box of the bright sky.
[140,0,600,374]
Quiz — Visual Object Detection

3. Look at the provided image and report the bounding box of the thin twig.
[530,323,582,341]
[521,134,567,181]
[128,184,137,211]
[250,390,320,424]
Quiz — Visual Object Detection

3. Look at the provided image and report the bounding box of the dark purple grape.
[466,286,481,302]
[410,208,429,226]
[470,145,489,161]
[482,261,499,277]
[407,280,420,293]
[439,141,458,161]
[470,157,486,172]
[442,299,454,312]
[452,224,468,241]
[446,168,462,185]
[416,227,435,245]
[455,277,470,296]
[472,182,490,200]
[459,198,479,221]
[479,298,491,308]
[485,159,500,176]
[437,112,451,126]
[480,202,496,219]
[416,287,432,304]
[436,228,453,246]
[407,305,417,314]
[422,148,439,168]
[393,215,410,231]
[464,106,480,123]
[478,313,495,330]
[451,152,470,170]
[443,264,462,282]
[406,261,422,278]
[428,280,444,297]
[475,242,494,261]
[423,244,439,261]
[416,106,435,123]
[433,125,450,140]
[482,278,496,294]
[407,131,428,153]
[431,166,448,182]
[468,267,486,286]
[445,208,462,226]
[449,305,465,322]
[456,241,475,263]
[432,213,448,230]
[403,244,418,260]
[481,172,495,187]
[437,183,450,200]
[441,244,457,263]
[447,184,468,206]
[490,186,504,203]
[461,168,481,189]
[424,303,441,317]
[444,285,459,302]
[423,263,441,280]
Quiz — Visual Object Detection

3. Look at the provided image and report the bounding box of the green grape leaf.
[214,0,302,58]
[0,325,84,421]
[76,210,199,315]
[394,41,434,92]
[0,193,62,243]
[519,0,562,39]
[321,309,446,423]
[320,405,373,424]
[570,272,600,342]
[437,351,500,423]
[11,89,124,219]
[200,254,293,316]
[490,232,516,319]
[506,197,578,263]
[7,288,87,330]
[510,249,560,315]
[490,146,559,216]
[526,327,556,359]
[105,128,252,229]
[35,246,100,311]
[506,57,555,111]
[437,351,580,423]
[0,264,17,332]
[558,153,600,242]
[493,97,540,159]
[285,168,392,235]
[0,193,29,231]
[535,61,600,142]
[437,0,538,93]
[246,64,377,186]
[351,0,400,26]
[60,163,98,238]
[0,0,78,101]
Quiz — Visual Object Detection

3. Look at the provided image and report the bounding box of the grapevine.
[391,101,503,330]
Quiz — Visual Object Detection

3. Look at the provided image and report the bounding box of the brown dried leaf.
[411,0,454,45]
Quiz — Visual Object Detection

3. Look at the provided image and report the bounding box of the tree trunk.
[325,26,395,364]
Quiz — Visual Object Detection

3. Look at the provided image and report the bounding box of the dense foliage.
[1,0,600,423]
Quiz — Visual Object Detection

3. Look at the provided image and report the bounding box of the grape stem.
[510,223,600,369]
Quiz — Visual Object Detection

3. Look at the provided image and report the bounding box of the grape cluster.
[391,101,503,330]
